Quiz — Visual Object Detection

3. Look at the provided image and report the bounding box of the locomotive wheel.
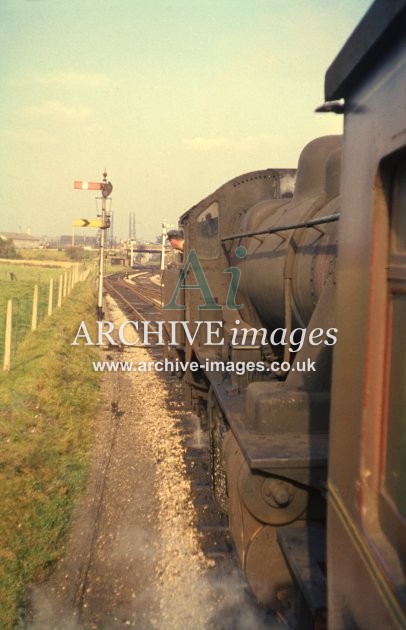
[223,432,296,609]
[245,524,295,609]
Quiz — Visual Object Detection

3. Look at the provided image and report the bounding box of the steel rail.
[104,275,161,333]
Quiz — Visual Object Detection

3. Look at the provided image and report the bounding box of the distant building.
[0,232,41,249]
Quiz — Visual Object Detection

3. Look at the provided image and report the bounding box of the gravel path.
[27,298,278,630]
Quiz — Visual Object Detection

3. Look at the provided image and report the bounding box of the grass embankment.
[0,280,101,628]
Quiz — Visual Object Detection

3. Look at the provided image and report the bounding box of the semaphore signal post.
[73,171,113,319]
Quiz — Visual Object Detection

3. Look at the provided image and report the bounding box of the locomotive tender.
[163,1,405,627]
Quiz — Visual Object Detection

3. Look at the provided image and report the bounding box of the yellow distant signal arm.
[72,218,110,229]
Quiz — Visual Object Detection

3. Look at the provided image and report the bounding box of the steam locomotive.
[162,1,405,627]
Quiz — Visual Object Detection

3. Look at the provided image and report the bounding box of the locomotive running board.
[206,369,329,487]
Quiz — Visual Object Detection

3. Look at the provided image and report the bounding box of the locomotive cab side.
[325,0,406,627]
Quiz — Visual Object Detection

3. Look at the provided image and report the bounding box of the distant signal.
[73,218,106,228]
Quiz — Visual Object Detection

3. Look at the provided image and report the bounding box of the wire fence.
[1,265,91,371]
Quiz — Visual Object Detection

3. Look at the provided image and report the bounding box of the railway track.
[103,268,283,625]
[104,269,236,563]
[104,268,162,327]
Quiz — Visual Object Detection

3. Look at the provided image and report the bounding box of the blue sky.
[0,0,371,241]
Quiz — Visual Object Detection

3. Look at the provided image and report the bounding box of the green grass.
[104,261,128,275]
[16,248,98,263]
[0,280,101,628]
[14,248,68,262]
[0,262,87,363]
[0,261,67,282]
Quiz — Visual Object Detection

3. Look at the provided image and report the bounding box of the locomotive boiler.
[162,0,406,626]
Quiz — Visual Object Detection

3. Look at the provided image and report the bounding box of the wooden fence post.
[3,300,12,371]
[63,272,67,298]
[48,278,54,316]
[58,275,63,307]
[31,284,38,331]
